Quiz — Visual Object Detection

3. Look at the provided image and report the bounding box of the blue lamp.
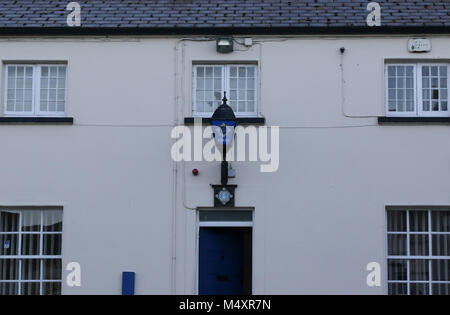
[211,92,237,185]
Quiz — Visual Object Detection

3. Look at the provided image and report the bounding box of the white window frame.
[386,209,450,295]
[417,63,450,117]
[385,63,450,117]
[4,64,67,117]
[192,64,258,118]
[0,208,63,295]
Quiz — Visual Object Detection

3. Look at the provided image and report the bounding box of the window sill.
[378,117,450,124]
[0,117,74,124]
[184,117,265,125]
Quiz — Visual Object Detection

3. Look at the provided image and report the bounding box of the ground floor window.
[0,207,63,295]
[387,208,450,295]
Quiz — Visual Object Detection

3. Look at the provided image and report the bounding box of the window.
[4,64,67,116]
[0,208,63,295]
[193,64,257,117]
[386,64,449,117]
[387,209,450,295]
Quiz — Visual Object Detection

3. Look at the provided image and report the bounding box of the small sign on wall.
[408,38,432,53]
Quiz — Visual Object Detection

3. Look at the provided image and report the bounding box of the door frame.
[196,208,255,295]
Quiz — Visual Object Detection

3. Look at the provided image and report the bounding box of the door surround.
[196,207,254,295]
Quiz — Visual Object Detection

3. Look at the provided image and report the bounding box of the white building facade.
[0,1,449,296]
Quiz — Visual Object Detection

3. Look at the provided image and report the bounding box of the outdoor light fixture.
[211,92,237,186]
[216,37,234,53]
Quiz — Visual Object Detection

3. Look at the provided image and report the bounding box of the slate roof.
[0,0,449,34]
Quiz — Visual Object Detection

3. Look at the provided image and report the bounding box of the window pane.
[196,67,204,77]
[388,66,396,76]
[205,67,213,77]
[205,78,213,90]
[410,259,429,281]
[0,282,18,295]
[0,259,19,280]
[0,234,19,255]
[238,67,246,77]
[228,65,257,114]
[248,101,255,112]
[388,259,407,280]
[49,101,56,112]
[39,65,66,113]
[432,235,450,256]
[410,283,429,295]
[50,67,57,77]
[409,211,428,232]
[40,101,48,112]
[58,77,66,88]
[22,210,41,232]
[388,235,407,255]
[41,67,48,77]
[17,66,24,76]
[387,65,415,113]
[42,282,61,295]
[194,65,223,114]
[387,211,407,232]
[5,66,34,113]
[388,282,407,295]
[49,89,56,100]
[21,234,40,255]
[432,211,450,232]
[230,66,237,77]
[25,78,32,89]
[433,284,450,295]
[58,66,66,77]
[43,210,62,232]
[230,78,237,89]
[57,102,65,112]
[432,260,450,281]
[421,65,448,113]
[213,67,221,77]
[21,282,40,295]
[43,259,62,280]
[0,210,20,232]
[432,101,439,111]
[21,259,40,280]
[410,235,429,256]
[43,234,62,256]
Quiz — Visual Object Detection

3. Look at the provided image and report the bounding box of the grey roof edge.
[0,26,449,36]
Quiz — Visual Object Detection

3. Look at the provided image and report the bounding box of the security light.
[216,37,234,53]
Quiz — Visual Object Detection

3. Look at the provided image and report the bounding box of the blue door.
[199,228,250,295]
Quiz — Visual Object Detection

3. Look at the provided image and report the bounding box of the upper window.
[4,64,67,116]
[387,209,450,295]
[193,64,257,117]
[386,64,449,117]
